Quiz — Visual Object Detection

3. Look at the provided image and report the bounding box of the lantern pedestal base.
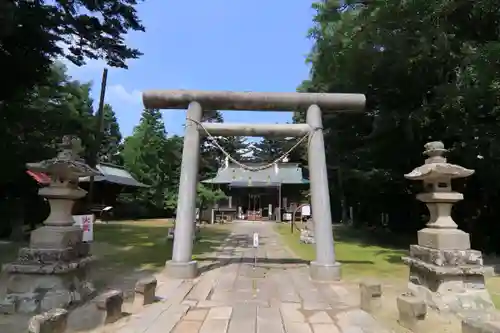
[417,228,471,251]
[403,244,493,313]
[0,225,95,314]
[1,255,95,314]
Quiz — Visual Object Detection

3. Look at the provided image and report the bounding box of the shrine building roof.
[202,162,309,187]
[79,163,149,188]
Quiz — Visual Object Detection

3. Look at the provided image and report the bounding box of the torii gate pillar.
[142,90,366,282]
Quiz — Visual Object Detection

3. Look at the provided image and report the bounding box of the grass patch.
[0,219,231,301]
[277,223,500,309]
[276,224,409,280]
[486,278,500,308]
[0,220,231,272]
[90,220,231,293]
[93,220,231,271]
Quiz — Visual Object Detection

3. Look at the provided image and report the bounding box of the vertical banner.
[73,214,94,242]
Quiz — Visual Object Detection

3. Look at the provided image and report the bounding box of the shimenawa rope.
[186,118,317,172]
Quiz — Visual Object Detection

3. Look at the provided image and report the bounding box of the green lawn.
[92,220,231,271]
[0,220,232,280]
[486,279,500,308]
[276,224,409,280]
[276,223,500,308]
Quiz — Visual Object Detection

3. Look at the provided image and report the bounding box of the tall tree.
[0,62,99,178]
[0,62,122,234]
[163,135,183,210]
[251,138,287,163]
[199,110,224,179]
[219,136,250,163]
[1,0,145,104]
[305,0,500,249]
[121,108,170,212]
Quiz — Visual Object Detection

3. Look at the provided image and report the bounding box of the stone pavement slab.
[199,318,229,333]
[227,303,257,333]
[86,221,393,333]
[257,306,285,333]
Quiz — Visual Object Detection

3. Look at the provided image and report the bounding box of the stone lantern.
[403,141,493,313]
[1,136,100,314]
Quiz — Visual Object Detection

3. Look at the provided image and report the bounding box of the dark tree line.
[295,1,500,254]
[0,0,144,237]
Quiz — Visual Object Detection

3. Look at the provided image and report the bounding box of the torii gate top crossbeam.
[142,90,366,111]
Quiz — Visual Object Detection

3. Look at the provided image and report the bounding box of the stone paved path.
[95,221,393,333]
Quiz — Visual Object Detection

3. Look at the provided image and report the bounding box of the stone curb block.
[359,280,382,313]
[134,276,157,309]
[397,293,427,333]
[94,289,124,324]
[28,308,68,333]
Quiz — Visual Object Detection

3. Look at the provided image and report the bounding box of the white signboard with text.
[253,232,259,248]
[301,205,311,217]
[73,214,94,242]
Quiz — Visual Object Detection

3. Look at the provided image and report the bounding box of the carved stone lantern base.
[2,260,95,314]
[403,243,493,313]
[1,225,96,314]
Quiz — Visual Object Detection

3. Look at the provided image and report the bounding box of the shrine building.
[201,162,309,222]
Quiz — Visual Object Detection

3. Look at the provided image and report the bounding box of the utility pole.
[86,68,108,210]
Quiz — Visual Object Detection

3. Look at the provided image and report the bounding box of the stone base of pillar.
[165,260,198,279]
[309,261,341,282]
[403,244,494,313]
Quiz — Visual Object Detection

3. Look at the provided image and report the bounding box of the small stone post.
[403,141,493,312]
[397,293,427,332]
[359,280,382,313]
[95,290,124,324]
[133,276,157,309]
[28,308,68,333]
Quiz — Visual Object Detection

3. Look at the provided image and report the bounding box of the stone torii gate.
[142,90,366,282]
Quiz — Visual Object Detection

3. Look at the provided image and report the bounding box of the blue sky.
[65,1,316,138]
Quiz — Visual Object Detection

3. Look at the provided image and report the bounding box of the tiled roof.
[79,163,149,188]
[202,163,309,186]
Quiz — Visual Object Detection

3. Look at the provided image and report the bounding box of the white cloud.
[107,84,142,105]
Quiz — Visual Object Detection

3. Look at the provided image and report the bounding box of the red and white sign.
[73,214,94,242]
